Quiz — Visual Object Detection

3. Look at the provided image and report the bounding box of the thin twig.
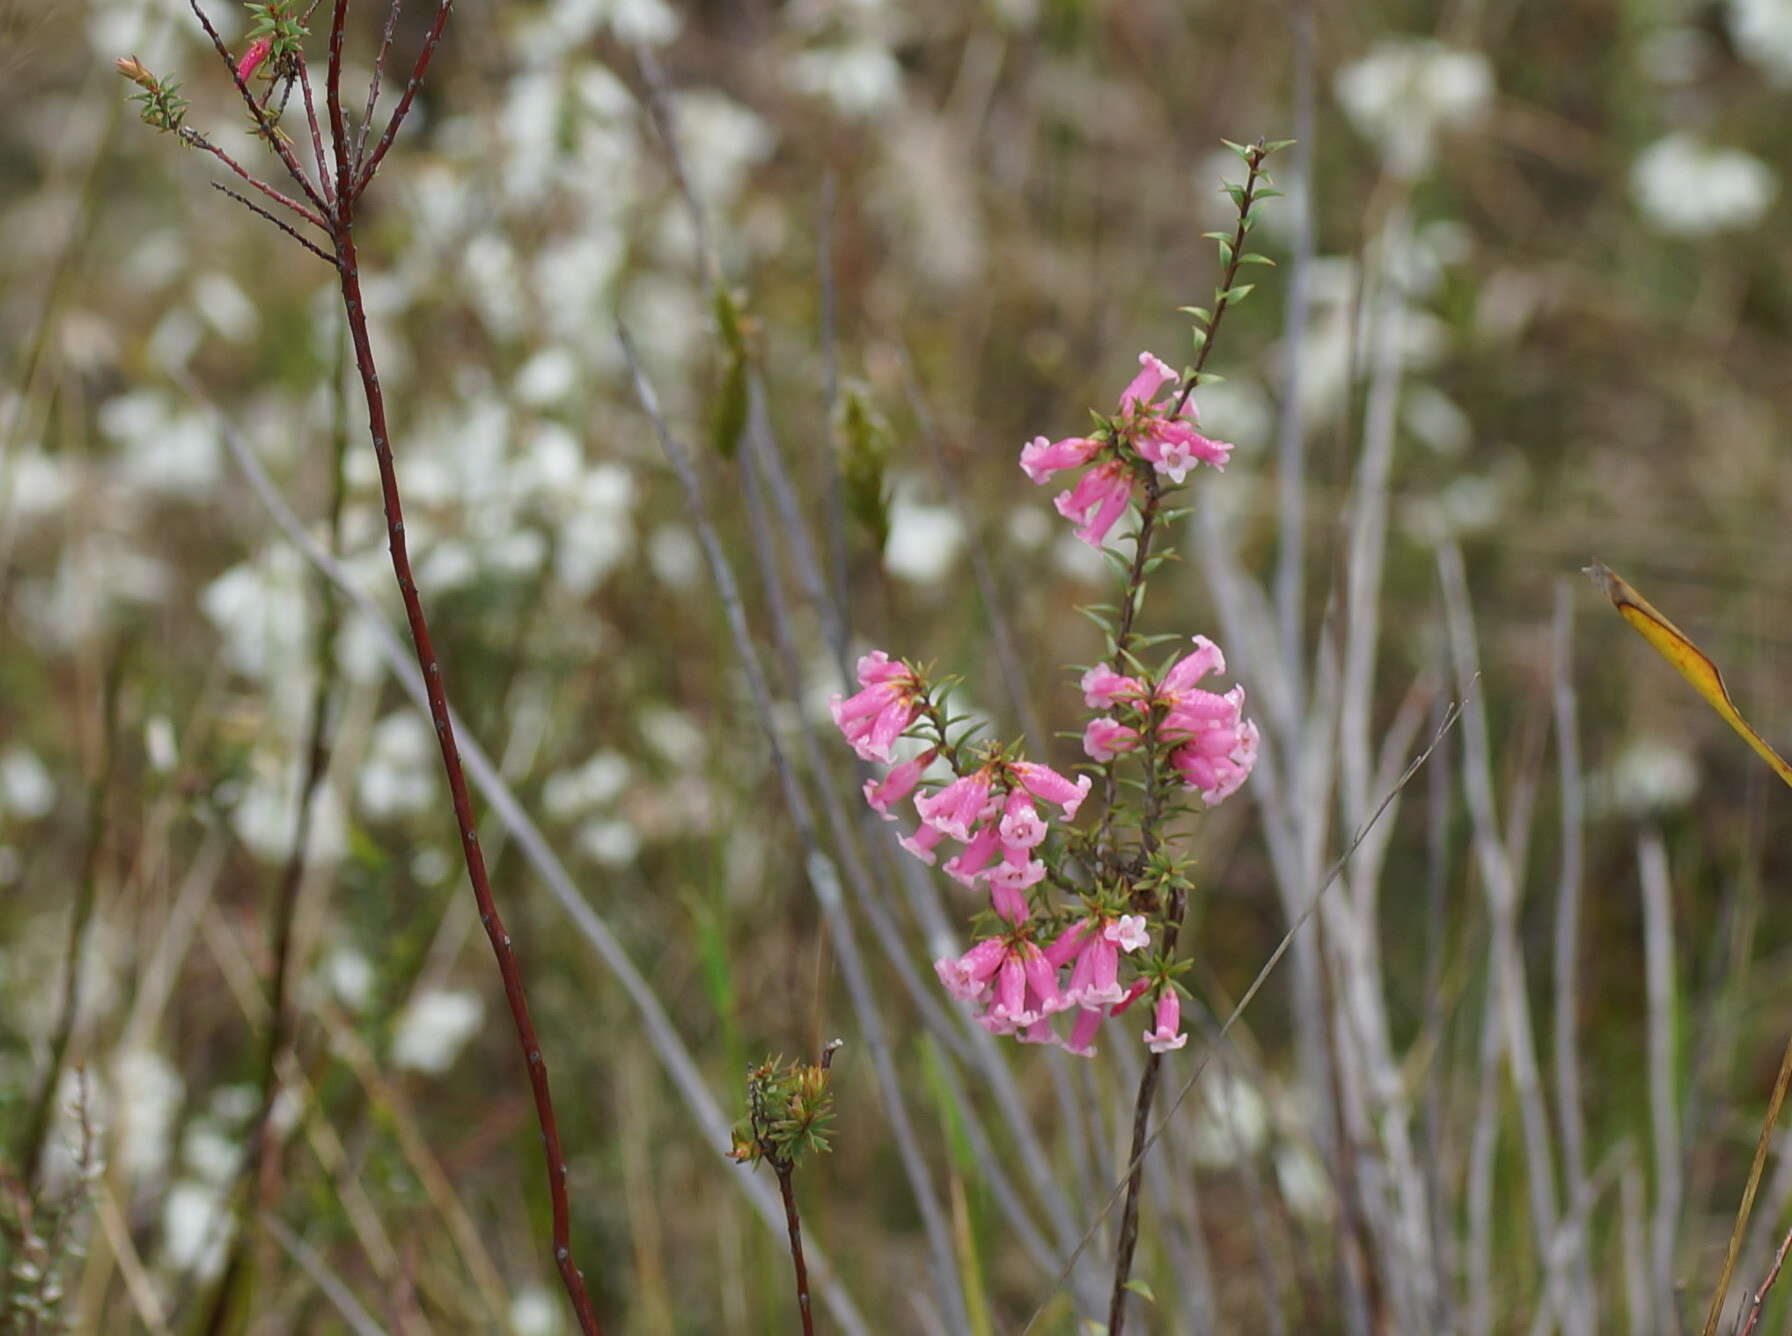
[296,58,335,206]
[354,0,407,173]
[777,1167,816,1336]
[210,182,338,264]
[354,0,454,196]
[1737,1220,1792,1336]
[182,129,332,233]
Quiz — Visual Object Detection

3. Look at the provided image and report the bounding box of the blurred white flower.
[392,989,485,1074]
[549,0,680,45]
[1335,41,1493,177]
[1631,133,1778,235]
[181,1123,241,1185]
[640,707,705,766]
[648,523,702,588]
[231,764,346,865]
[554,464,636,596]
[1596,737,1699,815]
[512,1286,564,1336]
[1730,0,1792,83]
[144,715,179,773]
[0,746,55,819]
[201,545,310,681]
[791,41,905,118]
[577,817,641,867]
[359,712,438,820]
[1005,506,1051,552]
[192,272,259,344]
[101,391,222,497]
[1188,1073,1271,1169]
[670,92,775,206]
[3,446,73,524]
[112,1048,183,1183]
[543,752,631,819]
[323,947,375,1010]
[162,1181,232,1276]
[1275,1143,1334,1221]
[515,347,580,407]
[883,489,964,586]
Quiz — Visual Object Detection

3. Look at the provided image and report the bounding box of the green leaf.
[1178,306,1212,324]
[709,355,748,460]
[1221,283,1256,303]
[1239,252,1277,266]
[1263,138,1298,153]
[1124,1279,1156,1302]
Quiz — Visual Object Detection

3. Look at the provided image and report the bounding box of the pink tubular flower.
[1171,718,1259,806]
[942,824,1002,887]
[1080,664,1145,709]
[988,878,1031,925]
[898,822,947,865]
[1054,460,1134,548]
[1011,761,1092,819]
[1064,931,1124,1008]
[997,790,1047,848]
[1120,350,1234,484]
[1143,989,1189,1053]
[829,651,925,764]
[1061,1006,1105,1057]
[235,36,273,82]
[915,768,996,841]
[863,748,937,820]
[934,938,1007,1002]
[1082,716,1141,762]
[1020,434,1101,484]
[1119,352,1178,411]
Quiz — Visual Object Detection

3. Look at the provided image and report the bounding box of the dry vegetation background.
[4,0,1792,1331]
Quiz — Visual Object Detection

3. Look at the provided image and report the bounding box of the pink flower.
[1082,716,1141,762]
[235,36,273,82]
[829,651,924,764]
[916,768,996,841]
[1170,718,1259,806]
[898,822,947,865]
[1119,351,1233,484]
[1107,914,1151,953]
[1160,635,1226,692]
[1119,352,1178,412]
[1136,419,1233,483]
[1043,920,1090,969]
[977,940,1069,1032]
[988,849,1046,894]
[1061,1006,1105,1057]
[1053,460,1134,548]
[989,878,1031,925]
[863,748,936,819]
[942,823,1002,887]
[1143,989,1189,1053]
[1064,931,1124,1008]
[1020,434,1101,484]
[997,791,1047,848]
[934,938,1006,1002]
[1080,664,1145,709]
[1011,761,1092,819]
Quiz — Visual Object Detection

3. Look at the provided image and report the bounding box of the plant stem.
[1105,886,1188,1335]
[777,1166,816,1336]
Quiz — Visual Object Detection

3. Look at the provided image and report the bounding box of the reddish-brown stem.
[331,195,603,1336]
[1104,888,1188,1336]
[211,183,338,265]
[187,0,329,214]
[325,0,351,203]
[355,0,407,174]
[777,1167,816,1336]
[1740,1223,1792,1336]
[182,129,331,233]
[354,0,452,196]
[296,59,335,206]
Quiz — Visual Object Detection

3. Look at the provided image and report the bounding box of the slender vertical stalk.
[1102,144,1270,1334]
[778,1168,816,1336]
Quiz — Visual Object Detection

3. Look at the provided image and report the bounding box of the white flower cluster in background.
[1335,40,1494,177]
[1729,0,1792,83]
[1631,133,1779,235]
[392,988,486,1074]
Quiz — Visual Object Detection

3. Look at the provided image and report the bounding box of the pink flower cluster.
[1020,352,1234,547]
[932,913,1163,1055]
[829,651,926,765]
[1079,635,1260,807]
